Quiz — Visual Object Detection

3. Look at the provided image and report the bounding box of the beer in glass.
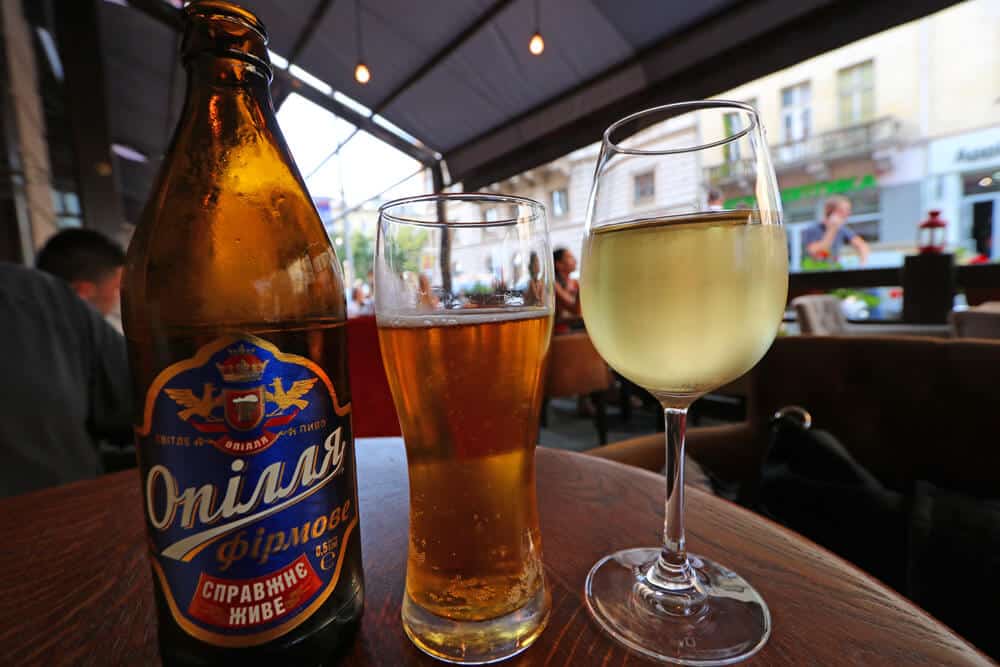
[375,194,553,663]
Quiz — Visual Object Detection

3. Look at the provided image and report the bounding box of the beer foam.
[377,307,552,328]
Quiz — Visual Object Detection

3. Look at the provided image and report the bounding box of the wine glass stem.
[645,407,704,603]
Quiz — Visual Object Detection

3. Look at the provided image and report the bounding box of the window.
[51,189,82,229]
[780,83,811,144]
[551,188,568,217]
[634,171,655,203]
[838,61,875,126]
[723,112,742,162]
[722,99,754,162]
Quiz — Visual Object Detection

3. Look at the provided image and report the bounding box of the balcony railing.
[706,116,901,185]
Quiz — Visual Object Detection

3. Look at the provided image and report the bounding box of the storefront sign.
[725,174,877,209]
[929,125,1000,175]
[956,145,1000,163]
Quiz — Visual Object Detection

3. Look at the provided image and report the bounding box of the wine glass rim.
[603,100,758,156]
[379,192,544,228]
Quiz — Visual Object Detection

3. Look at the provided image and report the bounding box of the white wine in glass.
[581,102,788,665]
[582,211,788,396]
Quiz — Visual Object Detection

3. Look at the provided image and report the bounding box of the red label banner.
[187,554,323,629]
[189,409,300,455]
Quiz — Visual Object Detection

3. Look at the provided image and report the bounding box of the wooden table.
[0,439,991,666]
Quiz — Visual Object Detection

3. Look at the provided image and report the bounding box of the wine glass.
[580,101,788,664]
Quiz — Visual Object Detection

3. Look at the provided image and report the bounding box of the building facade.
[465,0,1000,272]
[705,0,1000,267]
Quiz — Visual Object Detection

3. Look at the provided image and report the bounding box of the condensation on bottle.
[121,2,363,664]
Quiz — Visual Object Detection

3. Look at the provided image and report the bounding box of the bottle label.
[137,334,357,647]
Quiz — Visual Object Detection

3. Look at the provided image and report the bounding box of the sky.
[277,92,424,211]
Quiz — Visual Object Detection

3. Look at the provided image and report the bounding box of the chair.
[584,335,1000,496]
[543,333,614,445]
[791,295,849,335]
[345,315,401,438]
[950,303,1000,339]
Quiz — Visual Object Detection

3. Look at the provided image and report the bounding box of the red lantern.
[917,210,947,255]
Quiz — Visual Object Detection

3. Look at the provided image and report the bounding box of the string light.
[529,0,544,56]
[529,33,544,56]
[354,0,370,84]
[355,62,371,84]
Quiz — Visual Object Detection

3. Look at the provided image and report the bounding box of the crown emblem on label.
[216,345,268,383]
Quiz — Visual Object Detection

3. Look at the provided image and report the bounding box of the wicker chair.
[792,295,849,335]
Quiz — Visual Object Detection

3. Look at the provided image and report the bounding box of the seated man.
[36,228,125,331]
[0,262,132,497]
[802,195,870,266]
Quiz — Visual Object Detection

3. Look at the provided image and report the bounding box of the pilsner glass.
[375,193,553,664]
[580,101,788,664]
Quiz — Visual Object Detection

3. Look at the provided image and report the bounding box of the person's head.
[553,247,576,277]
[528,251,540,279]
[36,228,125,316]
[707,189,723,208]
[351,285,364,304]
[824,195,852,224]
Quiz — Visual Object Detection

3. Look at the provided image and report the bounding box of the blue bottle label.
[137,334,357,647]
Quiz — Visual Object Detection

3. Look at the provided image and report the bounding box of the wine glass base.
[585,547,771,666]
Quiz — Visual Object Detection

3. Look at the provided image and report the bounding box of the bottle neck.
[177,55,278,145]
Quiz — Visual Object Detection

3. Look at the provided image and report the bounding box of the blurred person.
[803,195,870,266]
[36,228,126,330]
[968,219,992,264]
[523,251,544,306]
[553,247,581,333]
[417,272,439,309]
[0,263,133,497]
[347,285,362,317]
[347,284,373,317]
[552,247,593,415]
[707,189,724,211]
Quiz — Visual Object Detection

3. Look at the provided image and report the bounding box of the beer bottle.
[121,2,363,664]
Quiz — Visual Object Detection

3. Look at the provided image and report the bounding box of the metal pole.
[431,161,451,294]
[337,149,352,286]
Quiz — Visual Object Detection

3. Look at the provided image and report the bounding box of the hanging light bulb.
[355,62,371,84]
[529,0,544,56]
[354,0,370,84]
[529,32,545,55]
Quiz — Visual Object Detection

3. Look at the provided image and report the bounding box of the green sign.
[724,173,878,209]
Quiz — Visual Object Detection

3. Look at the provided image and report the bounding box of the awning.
[95,0,960,218]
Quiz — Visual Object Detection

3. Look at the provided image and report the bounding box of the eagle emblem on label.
[136,334,357,647]
[161,344,320,455]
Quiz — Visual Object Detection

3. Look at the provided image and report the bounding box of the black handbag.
[728,407,1000,659]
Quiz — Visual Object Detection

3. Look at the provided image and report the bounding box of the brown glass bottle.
[122,3,362,665]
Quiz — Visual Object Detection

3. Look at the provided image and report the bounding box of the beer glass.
[375,193,553,664]
[580,102,787,664]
